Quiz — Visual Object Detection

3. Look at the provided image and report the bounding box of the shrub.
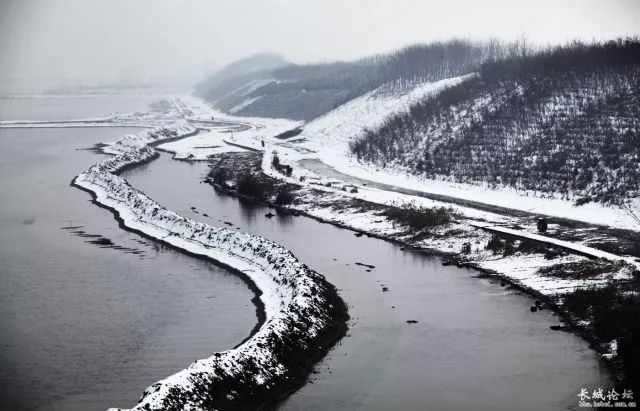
[540,260,625,280]
[563,284,640,390]
[275,190,295,205]
[382,204,455,229]
[210,168,228,188]
[503,240,516,256]
[486,234,504,253]
[274,127,303,140]
[517,239,548,254]
[237,173,266,199]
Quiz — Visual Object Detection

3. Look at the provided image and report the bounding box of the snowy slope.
[290,74,478,166]
[250,72,640,232]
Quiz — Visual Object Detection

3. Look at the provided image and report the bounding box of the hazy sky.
[1,0,639,91]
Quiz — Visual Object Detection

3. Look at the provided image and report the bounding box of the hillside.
[350,39,640,207]
[197,53,288,90]
[195,40,509,121]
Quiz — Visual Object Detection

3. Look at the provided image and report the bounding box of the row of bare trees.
[198,39,525,120]
[351,39,640,205]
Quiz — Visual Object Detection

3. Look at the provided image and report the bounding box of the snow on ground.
[316,162,640,232]
[153,94,302,159]
[57,90,633,299]
[73,122,344,411]
[210,78,275,109]
[167,91,637,296]
[158,117,300,161]
[471,223,640,270]
[280,187,634,295]
[476,253,613,295]
[174,86,640,234]
[186,75,517,225]
[168,94,636,299]
[283,74,478,163]
[228,72,639,232]
[157,128,248,159]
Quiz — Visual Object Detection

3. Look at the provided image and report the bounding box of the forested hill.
[196,53,288,93]
[350,39,640,206]
[195,40,508,121]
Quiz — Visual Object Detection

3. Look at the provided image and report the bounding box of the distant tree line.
[197,39,518,120]
[481,37,640,81]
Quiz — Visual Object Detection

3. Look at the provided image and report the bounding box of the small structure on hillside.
[537,217,548,233]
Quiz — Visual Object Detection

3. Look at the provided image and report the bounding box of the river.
[0,94,166,121]
[123,152,610,411]
[0,97,256,411]
[0,95,611,411]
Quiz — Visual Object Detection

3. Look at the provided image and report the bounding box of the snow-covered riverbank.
[65,91,636,389]
[72,122,347,410]
[174,89,637,296]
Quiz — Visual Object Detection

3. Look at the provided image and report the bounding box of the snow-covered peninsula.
[72,121,347,410]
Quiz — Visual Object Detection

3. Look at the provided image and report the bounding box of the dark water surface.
[0,122,256,410]
[0,93,610,411]
[124,153,610,411]
[0,95,164,121]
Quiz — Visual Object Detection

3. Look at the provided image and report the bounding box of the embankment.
[72,121,348,410]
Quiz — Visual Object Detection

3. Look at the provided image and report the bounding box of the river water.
[123,152,611,411]
[0,95,165,121]
[0,95,611,411]
[0,97,256,411]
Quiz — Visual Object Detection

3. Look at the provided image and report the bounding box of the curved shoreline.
[71,121,348,410]
[208,178,616,366]
[70,180,268,350]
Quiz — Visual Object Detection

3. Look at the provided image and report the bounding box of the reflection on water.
[274,209,295,227]
[238,198,260,225]
[125,152,610,411]
[0,120,256,411]
[62,225,148,256]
